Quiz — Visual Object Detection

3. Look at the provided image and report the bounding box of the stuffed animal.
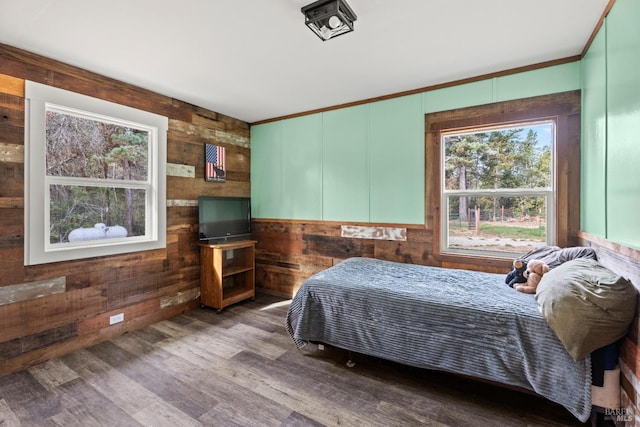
[505,259,528,288]
[514,259,550,294]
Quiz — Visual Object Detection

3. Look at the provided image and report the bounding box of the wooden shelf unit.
[199,240,256,312]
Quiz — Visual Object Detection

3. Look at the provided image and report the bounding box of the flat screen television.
[198,196,251,242]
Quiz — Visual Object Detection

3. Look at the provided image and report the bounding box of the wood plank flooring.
[0,293,585,426]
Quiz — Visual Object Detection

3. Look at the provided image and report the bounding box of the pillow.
[521,245,597,269]
[535,258,637,361]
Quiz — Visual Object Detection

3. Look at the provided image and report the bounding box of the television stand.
[199,240,256,313]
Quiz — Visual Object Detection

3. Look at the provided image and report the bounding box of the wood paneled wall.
[578,232,640,425]
[0,43,250,377]
[253,219,513,298]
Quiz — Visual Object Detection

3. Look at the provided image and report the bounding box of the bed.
[285,252,636,423]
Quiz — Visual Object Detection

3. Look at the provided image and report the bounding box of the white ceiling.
[0,0,609,124]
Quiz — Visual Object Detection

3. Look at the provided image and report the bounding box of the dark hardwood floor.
[0,293,585,426]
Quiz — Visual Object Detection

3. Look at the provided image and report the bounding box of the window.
[425,91,581,260]
[25,81,168,265]
[442,122,554,256]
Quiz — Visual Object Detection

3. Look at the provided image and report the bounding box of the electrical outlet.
[226,249,234,259]
[109,313,124,325]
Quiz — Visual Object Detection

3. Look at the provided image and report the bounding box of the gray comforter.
[285,257,592,422]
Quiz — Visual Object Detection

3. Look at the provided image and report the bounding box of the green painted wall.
[322,105,369,221]
[251,121,283,218]
[581,0,640,250]
[581,27,607,237]
[369,95,424,223]
[251,63,581,224]
[281,114,323,220]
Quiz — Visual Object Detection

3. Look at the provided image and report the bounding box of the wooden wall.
[578,232,640,425]
[0,43,250,377]
[254,220,513,298]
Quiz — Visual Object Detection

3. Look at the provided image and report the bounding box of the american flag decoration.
[205,144,226,182]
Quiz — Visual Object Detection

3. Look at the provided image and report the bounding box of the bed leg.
[346,351,355,368]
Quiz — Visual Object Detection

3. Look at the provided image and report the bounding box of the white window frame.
[440,121,556,258]
[25,81,167,265]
